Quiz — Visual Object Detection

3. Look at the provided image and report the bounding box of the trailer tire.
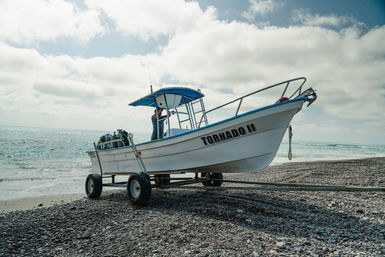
[154,174,170,186]
[202,172,223,187]
[127,173,152,205]
[85,174,103,199]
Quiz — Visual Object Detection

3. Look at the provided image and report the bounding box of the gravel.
[0,157,384,256]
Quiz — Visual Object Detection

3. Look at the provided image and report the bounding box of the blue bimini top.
[129,87,204,108]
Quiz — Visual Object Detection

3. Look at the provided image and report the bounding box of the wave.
[307,142,382,148]
[0,177,57,182]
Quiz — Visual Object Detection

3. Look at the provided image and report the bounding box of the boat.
[86,77,317,204]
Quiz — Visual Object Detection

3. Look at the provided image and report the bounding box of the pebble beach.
[1,157,384,256]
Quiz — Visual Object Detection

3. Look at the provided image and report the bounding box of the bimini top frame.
[129,87,208,138]
[129,87,204,108]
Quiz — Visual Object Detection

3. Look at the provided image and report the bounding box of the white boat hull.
[88,100,305,175]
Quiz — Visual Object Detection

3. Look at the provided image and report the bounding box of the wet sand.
[0,194,84,213]
[0,157,384,256]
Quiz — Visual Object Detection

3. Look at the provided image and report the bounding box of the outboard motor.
[97,133,113,150]
[117,129,129,147]
[97,129,129,150]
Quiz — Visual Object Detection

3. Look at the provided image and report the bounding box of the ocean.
[1,126,384,201]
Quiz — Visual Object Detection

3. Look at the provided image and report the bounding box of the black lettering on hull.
[201,123,257,146]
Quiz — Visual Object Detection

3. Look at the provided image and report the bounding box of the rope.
[288,125,293,160]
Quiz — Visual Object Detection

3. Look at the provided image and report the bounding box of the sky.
[0,0,384,144]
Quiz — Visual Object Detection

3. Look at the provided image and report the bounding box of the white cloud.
[242,0,279,22]
[34,80,101,100]
[160,17,385,141]
[0,42,153,131]
[0,0,104,44]
[85,0,217,40]
[292,9,361,28]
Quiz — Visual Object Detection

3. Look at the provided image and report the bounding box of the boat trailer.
[85,133,385,205]
[102,175,385,191]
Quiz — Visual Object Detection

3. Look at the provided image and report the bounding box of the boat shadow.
[97,184,383,244]
[144,188,383,242]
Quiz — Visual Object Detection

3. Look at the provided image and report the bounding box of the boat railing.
[197,77,308,128]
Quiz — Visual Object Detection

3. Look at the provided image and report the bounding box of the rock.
[78,229,91,239]
[252,251,260,257]
[269,250,277,255]
[236,209,244,214]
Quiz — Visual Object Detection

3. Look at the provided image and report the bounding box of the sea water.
[1,126,384,201]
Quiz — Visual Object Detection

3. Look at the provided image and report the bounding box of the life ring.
[277,97,289,102]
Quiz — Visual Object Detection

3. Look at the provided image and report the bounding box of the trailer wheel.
[85,174,103,198]
[202,172,223,187]
[127,173,152,205]
[154,174,170,186]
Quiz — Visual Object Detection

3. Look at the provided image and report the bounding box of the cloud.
[0,0,104,44]
[159,16,385,136]
[85,0,217,40]
[34,80,100,100]
[0,42,153,130]
[292,9,362,28]
[242,0,280,22]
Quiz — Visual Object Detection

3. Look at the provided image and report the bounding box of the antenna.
[145,56,153,93]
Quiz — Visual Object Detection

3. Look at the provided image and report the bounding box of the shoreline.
[0,193,85,213]
[1,156,384,213]
[271,154,385,165]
